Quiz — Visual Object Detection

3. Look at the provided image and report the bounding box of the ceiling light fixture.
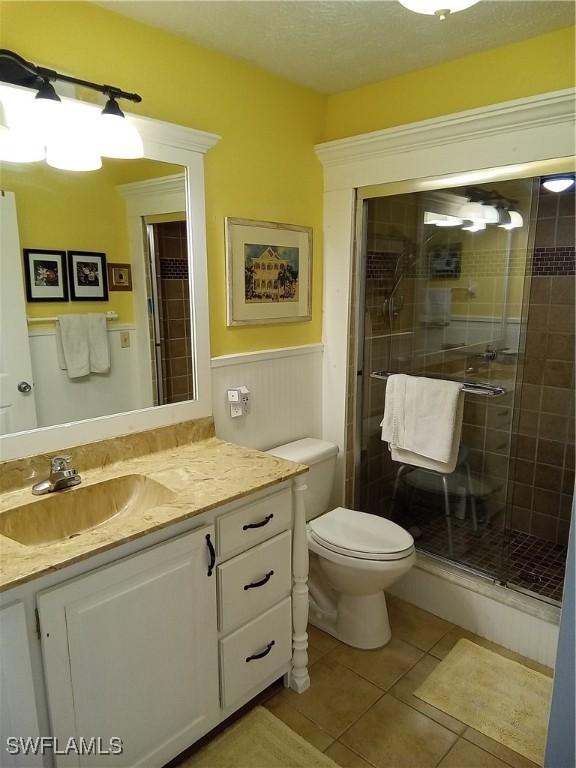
[397,0,480,21]
[542,176,575,193]
[0,49,143,170]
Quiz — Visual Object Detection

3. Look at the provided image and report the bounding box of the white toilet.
[267,438,415,650]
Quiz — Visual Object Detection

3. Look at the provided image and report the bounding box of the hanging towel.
[57,315,90,379]
[87,313,110,374]
[380,373,464,474]
[419,287,452,326]
[57,314,110,378]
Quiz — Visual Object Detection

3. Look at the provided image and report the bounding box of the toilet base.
[309,590,392,650]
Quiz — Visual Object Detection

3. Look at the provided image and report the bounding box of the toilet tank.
[266,438,338,521]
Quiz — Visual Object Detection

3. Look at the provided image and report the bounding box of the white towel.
[419,287,452,326]
[87,313,110,374]
[380,373,464,474]
[57,314,110,378]
[57,315,90,379]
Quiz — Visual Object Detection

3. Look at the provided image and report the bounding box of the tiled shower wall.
[155,221,194,404]
[510,185,575,545]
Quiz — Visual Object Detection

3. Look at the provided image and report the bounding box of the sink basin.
[0,474,175,546]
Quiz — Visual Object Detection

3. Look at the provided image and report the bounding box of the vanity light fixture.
[458,200,486,224]
[397,0,480,20]
[0,49,143,169]
[542,176,575,193]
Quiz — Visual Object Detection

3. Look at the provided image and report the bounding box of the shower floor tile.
[393,506,567,604]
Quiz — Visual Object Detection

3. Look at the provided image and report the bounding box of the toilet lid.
[309,508,414,560]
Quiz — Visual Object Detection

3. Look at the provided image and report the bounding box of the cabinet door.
[37,526,219,768]
[0,602,42,768]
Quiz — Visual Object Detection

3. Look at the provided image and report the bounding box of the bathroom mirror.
[1,156,193,437]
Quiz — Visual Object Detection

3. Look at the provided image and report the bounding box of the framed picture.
[429,243,462,279]
[107,262,132,292]
[67,251,109,301]
[23,249,68,302]
[225,217,312,326]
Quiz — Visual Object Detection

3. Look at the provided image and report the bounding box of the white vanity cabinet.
[26,480,308,768]
[37,526,219,768]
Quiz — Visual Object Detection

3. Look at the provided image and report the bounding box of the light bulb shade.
[424,211,463,227]
[459,201,486,224]
[0,101,45,162]
[97,109,143,159]
[481,204,499,224]
[499,210,523,230]
[46,132,102,172]
[398,0,479,15]
[542,177,574,193]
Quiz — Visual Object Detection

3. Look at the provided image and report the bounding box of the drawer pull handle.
[244,570,274,591]
[246,640,275,663]
[206,533,216,577]
[243,514,274,531]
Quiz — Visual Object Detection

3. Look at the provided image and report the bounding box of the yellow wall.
[2,162,134,322]
[0,1,325,356]
[324,27,575,140]
[1,3,573,356]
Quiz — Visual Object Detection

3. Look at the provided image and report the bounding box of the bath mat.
[183,706,338,768]
[415,638,552,766]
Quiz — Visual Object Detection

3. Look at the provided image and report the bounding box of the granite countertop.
[0,438,307,593]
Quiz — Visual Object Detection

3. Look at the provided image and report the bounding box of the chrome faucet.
[32,456,82,496]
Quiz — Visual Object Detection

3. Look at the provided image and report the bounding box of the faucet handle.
[50,455,72,472]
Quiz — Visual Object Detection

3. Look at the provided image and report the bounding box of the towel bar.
[27,311,118,324]
[369,370,507,397]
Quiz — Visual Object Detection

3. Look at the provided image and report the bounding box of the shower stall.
[351,172,574,605]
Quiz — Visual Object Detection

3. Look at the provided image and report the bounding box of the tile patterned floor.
[262,597,553,768]
[400,506,567,603]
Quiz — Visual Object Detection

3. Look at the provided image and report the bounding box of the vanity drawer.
[218,531,291,634]
[217,488,292,558]
[219,597,292,708]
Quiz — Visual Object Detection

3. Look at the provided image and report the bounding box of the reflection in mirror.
[0,156,191,437]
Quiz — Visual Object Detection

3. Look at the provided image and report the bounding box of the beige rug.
[184,706,337,768]
[415,639,552,766]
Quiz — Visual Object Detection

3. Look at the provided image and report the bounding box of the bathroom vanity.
[0,421,309,768]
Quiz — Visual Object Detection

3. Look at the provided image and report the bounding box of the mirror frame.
[0,83,220,460]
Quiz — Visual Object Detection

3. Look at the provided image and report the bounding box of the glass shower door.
[356,177,535,583]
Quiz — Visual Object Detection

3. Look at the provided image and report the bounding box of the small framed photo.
[225,217,312,326]
[23,249,69,302]
[68,251,109,301]
[429,244,462,279]
[107,262,132,292]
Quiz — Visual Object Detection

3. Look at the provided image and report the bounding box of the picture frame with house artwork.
[225,217,312,326]
[23,248,69,302]
[67,251,109,301]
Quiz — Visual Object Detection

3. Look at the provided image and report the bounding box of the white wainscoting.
[390,555,560,667]
[29,325,152,429]
[211,344,323,451]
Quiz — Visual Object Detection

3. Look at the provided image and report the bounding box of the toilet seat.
[309,507,414,562]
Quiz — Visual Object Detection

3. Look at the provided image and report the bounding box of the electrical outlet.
[230,403,243,418]
[120,331,131,349]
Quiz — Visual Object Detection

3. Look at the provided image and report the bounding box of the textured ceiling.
[98,1,575,94]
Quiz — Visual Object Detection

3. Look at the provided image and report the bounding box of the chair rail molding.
[316,88,576,504]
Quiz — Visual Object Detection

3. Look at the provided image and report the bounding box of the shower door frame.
[350,159,575,590]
